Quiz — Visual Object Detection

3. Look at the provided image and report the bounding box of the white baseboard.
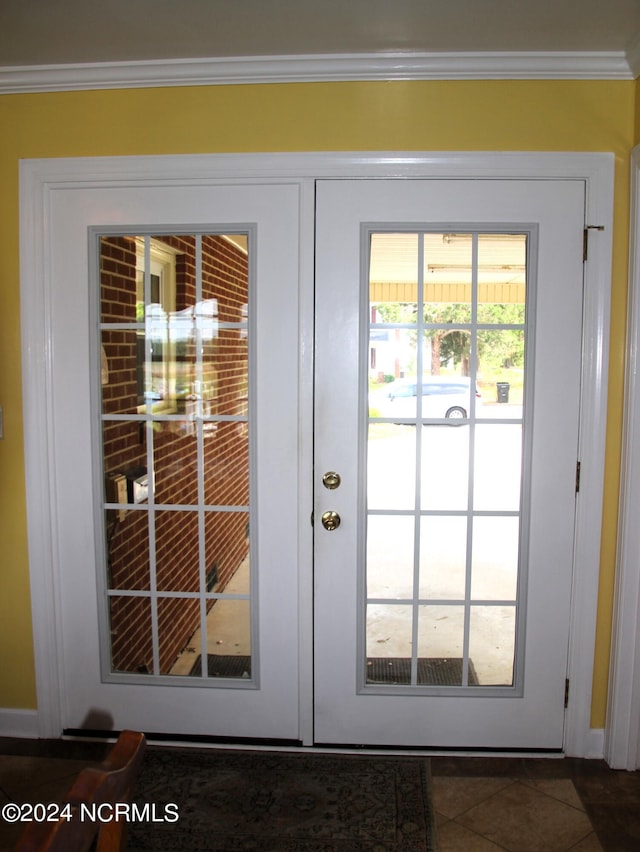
[0,709,39,739]
[583,728,605,760]
[0,708,610,759]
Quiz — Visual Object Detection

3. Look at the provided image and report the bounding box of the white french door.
[23,155,607,752]
[46,181,303,740]
[314,178,585,749]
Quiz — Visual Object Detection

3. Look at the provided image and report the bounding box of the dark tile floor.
[431,756,640,851]
[0,739,638,851]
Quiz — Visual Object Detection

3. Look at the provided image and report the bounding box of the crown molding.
[0,50,635,94]
[626,35,640,79]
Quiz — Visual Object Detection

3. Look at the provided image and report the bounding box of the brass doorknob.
[322,471,341,490]
[321,510,341,531]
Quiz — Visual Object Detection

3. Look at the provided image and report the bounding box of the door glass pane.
[419,516,467,599]
[367,424,416,510]
[474,423,523,511]
[99,233,253,681]
[367,515,414,599]
[417,605,466,685]
[153,427,199,504]
[365,231,527,690]
[421,425,469,511]
[108,596,153,675]
[155,510,200,592]
[471,516,519,600]
[157,597,200,676]
[477,234,526,325]
[424,232,473,367]
[469,606,516,686]
[366,603,413,683]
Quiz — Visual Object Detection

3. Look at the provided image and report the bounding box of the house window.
[136,239,177,411]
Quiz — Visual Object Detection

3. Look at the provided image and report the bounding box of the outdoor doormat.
[189,656,476,687]
[188,654,251,678]
[128,748,438,851]
[366,657,479,686]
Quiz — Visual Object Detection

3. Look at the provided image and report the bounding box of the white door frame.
[20,151,613,754]
[605,145,640,770]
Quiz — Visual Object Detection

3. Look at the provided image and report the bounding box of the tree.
[373,301,525,376]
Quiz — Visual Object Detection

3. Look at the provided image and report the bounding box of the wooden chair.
[16,730,147,852]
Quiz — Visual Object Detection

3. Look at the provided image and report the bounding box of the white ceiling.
[2,0,639,65]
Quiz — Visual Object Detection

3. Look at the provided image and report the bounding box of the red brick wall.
[100,235,250,674]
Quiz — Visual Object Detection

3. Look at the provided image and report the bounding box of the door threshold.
[313,742,565,758]
[62,729,302,749]
[63,729,564,757]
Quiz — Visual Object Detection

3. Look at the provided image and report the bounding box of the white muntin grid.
[362,228,531,695]
[95,230,254,687]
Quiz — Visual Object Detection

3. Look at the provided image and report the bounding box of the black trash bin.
[496,382,510,403]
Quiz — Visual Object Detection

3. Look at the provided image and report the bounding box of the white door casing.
[606,144,640,770]
[19,152,612,754]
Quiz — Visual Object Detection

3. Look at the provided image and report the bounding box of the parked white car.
[377,375,481,421]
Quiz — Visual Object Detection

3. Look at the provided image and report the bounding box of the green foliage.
[375,302,416,323]
[373,301,525,374]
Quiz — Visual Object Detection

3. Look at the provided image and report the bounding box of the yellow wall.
[0,80,635,726]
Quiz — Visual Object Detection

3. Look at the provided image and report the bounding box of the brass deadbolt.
[322,471,341,490]
[321,510,341,531]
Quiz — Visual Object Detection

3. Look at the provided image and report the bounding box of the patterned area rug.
[128,748,438,851]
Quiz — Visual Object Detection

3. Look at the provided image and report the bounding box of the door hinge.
[575,461,581,493]
[583,225,605,262]
[565,678,570,709]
